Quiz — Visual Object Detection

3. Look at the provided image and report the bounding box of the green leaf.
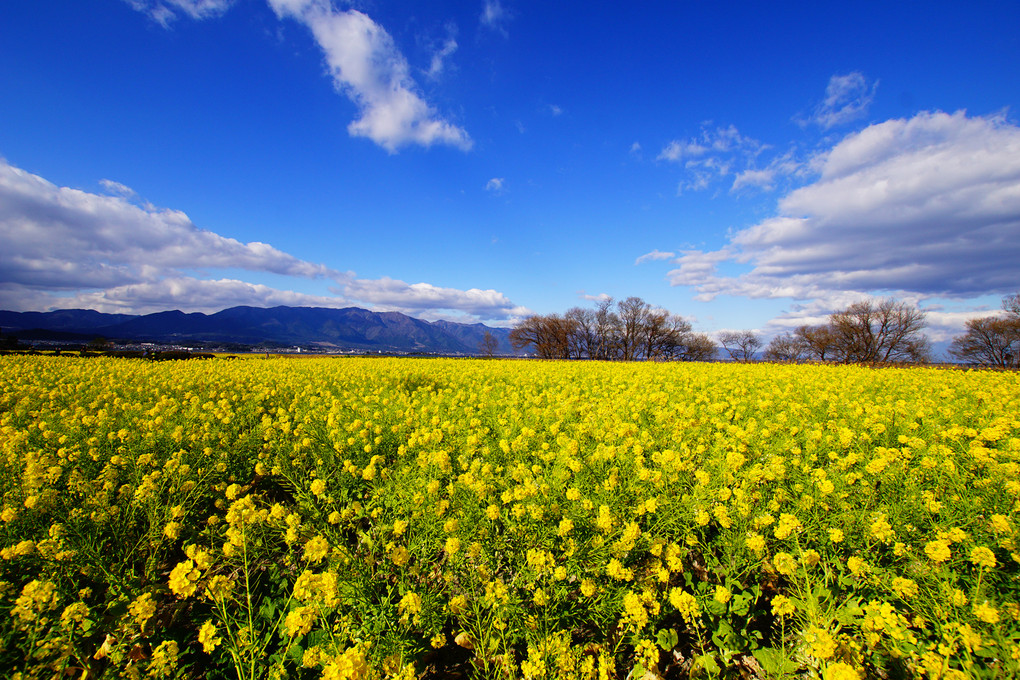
[706,598,727,616]
[752,647,799,676]
[710,621,734,648]
[731,592,752,616]
[694,653,720,675]
[655,627,679,651]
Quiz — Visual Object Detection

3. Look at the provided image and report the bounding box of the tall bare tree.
[617,296,651,361]
[763,332,808,362]
[478,330,499,358]
[795,324,839,362]
[670,331,717,362]
[592,298,620,360]
[565,306,598,359]
[509,314,576,359]
[827,298,930,364]
[717,330,763,362]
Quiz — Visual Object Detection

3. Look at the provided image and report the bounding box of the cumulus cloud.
[0,158,523,322]
[268,0,471,152]
[662,111,1020,303]
[0,158,339,294]
[485,177,505,192]
[125,0,234,25]
[31,278,351,316]
[801,72,879,130]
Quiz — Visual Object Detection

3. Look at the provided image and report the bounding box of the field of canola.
[0,355,1018,680]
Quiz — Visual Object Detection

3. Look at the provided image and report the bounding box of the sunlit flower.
[970,546,997,568]
[303,535,329,563]
[924,539,951,563]
[198,620,222,653]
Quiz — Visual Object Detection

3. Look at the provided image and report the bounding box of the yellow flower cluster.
[0,355,1018,679]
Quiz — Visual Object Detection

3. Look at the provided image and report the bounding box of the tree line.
[510,293,1020,367]
[508,297,716,361]
[761,298,932,364]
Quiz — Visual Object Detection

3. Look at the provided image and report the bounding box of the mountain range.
[0,306,517,355]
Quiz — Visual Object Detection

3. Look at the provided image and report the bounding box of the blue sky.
[2,0,1019,344]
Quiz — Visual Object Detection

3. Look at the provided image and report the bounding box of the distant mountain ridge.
[0,305,516,355]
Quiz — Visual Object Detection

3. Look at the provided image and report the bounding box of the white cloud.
[268,0,472,152]
[99,179,137,198]
[635,249,676,265]
[485,177,505,192]
[0,158,524,322]
[126,0,472,152]
[801,72,878,129]
[125,0,234,25]
[731,168,775,192]
[0,158,339,293]
[662,111,1020,304]
[549,104,563,117]
[658,124,774,193]
[43,278,351,316]
[427,36,459,80]
[343,277,529,320]
[481,0,510,32]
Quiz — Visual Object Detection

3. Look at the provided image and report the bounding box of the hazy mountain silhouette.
[0,306,515,354]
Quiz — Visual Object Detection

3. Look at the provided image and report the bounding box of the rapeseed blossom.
[2,355,1018,679]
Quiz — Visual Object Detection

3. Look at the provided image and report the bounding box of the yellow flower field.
[1,355,1018,679]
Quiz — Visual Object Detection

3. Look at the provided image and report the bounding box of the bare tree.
[648,314,694,360]
[592,298,620,360]
[565,307,598,359]
[671,331,717,362]
[509,314,576,359]
[762,332,808,362]
[617,296,651,361]
[948,294,1020,367]
[478,330,499,358]
[717,330,763,362]
[1004,293,1020,318]
[795,324,839,362]
[828,298,931,364]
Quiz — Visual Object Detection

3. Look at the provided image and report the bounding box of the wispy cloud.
[268,0,471,152]
[127,0,472,153]
[485,177,506,193]
[125,0,235,26]
[635,249,675,265]
[427,37,458,80]
[658,124,775,193]
[799,72,879,129]
[480,0,511,33]
[99,179,137,198]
